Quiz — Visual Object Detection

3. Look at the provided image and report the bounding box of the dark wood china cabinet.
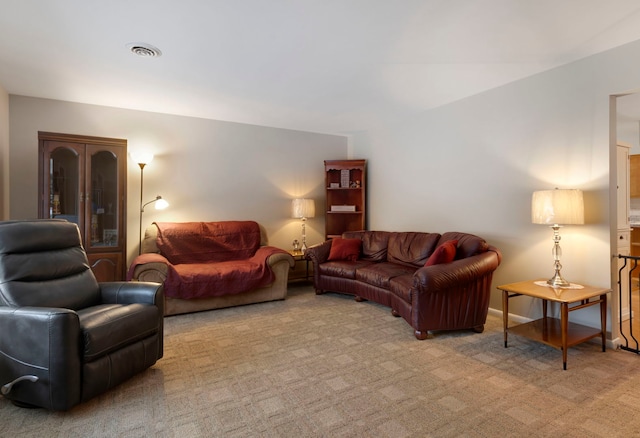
[38,132,127,281]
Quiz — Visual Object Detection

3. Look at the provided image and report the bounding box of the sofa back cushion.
[387,232,441,268]
[342,230,391,262]
[437,232,489,259]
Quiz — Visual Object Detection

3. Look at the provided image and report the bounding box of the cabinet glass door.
[47,145,81,227]
[88,149,119,248]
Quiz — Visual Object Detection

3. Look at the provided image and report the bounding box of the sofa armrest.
[0,306,81,410]
[305,240,333,265]
[412,249,501,292]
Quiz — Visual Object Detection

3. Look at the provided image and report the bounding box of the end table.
[498,280,610,370]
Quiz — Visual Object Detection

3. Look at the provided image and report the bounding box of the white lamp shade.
[155,198,169,210]
[531,189,584,225]
[130,151,154,165]
[292,198,315,219]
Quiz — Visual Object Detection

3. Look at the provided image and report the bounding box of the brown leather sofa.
[305,230,501,339]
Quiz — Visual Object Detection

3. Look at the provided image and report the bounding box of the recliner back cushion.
[0,220,100,309]
[387,232,441,267]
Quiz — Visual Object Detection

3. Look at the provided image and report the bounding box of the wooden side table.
[287,250,311,282]
[498,280,610,370]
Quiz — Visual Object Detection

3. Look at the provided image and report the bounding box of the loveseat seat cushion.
[387,232,441,268]
[318,260,374,280]
[355,262,416,289]
[78,303,159,362]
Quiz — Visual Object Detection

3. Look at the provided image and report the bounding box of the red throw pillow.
[328,237,362,261]
[425,240,458,266]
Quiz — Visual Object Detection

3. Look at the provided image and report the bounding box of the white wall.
[0,84,8,220]
[354,39,640,326]
[8,96,348,266]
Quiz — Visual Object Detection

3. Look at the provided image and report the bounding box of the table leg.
[502,290,509,348]
[561,302,569,370]
[600,294,607,352]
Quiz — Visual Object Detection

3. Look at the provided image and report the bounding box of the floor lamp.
[131,152,169,254]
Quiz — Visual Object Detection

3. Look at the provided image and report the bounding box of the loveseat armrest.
[127,253,171,283]
[0,306,82,410]
[265,249,296,268]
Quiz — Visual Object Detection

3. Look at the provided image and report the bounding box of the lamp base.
[547,273,570,288]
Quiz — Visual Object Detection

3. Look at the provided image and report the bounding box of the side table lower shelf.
[508,317,603,350]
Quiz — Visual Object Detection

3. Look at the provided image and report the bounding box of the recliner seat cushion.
[78,304,159,362]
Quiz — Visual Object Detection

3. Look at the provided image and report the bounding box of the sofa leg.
[472,325,484,333]
[354,296,366,302]
[315,289,325,295]
[391,309,400,317]
[414,330,432,340]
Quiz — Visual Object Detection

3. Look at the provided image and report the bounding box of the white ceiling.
[3,0,640,135]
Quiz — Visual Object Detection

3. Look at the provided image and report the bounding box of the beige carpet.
[2,283,640,437]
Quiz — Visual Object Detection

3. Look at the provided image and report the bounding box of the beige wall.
[0,85,8,220]
[353,39,640,330]
[8,96,347,266]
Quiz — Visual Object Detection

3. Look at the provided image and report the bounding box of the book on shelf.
[331,205,356,212]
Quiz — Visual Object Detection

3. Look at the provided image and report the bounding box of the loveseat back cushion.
[154,221,262,264]
[0,220,100,309]
[342,230,391,262]
[143,222,270,254]
[387,232,441,268]
[437,232,489,259]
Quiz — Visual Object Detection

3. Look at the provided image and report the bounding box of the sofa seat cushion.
[389,274,414,303]
[78,304,159,362]
[355,262,416,289]
[318,260,374,280]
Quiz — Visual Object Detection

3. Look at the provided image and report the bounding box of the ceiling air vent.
[127,43,162,58]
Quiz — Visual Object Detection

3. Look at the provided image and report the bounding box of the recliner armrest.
[0,306,82,410]
[99,281,164,307]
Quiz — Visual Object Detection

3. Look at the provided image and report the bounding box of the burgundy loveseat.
[305,230,501,339]
[127,221,294,316]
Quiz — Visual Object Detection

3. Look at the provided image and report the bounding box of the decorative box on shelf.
[331,205,356,212]
[340,169,350,188]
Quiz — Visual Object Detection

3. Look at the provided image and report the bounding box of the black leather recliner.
[0,219,164,411]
